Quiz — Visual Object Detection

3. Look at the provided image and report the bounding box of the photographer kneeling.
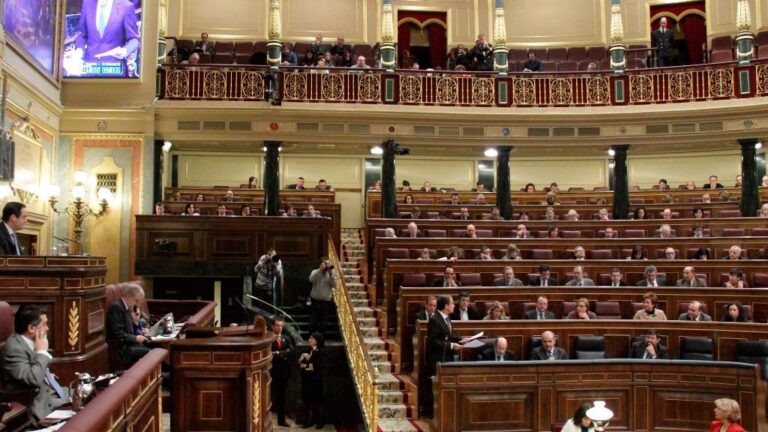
[308,257,337,334]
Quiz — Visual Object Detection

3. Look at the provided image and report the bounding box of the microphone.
[52,235,83,255]
[246,294,296,323]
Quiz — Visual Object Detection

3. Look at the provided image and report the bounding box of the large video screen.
[3,0,58,76]
[62,0,142,78]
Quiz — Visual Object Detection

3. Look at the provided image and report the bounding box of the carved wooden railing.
[157,59,768,106]
[328,240,378,431]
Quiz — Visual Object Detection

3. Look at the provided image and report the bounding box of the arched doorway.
[650,1,706,65]
[397,11,447,69]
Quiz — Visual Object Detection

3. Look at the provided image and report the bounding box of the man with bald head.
[530,331,567,360]
[480,337,515,361]
[676,266,706,287]
[727,245,746,260]
[493,266,523,286]
[678,300,712,321]
[406,222,422,238]
[565,265,594,287]
[465,224,477,238]
[652,17,674,66]
[106,283,150,366]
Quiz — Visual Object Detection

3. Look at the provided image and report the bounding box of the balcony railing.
[157,59,768,107]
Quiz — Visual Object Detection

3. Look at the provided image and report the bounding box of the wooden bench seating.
[164,187,335,204]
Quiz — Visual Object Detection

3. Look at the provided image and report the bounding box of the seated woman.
[182,203,199,216]
[383,228,397,238]
[722,301,750,322]
[518,211,530,221]
[693,247,712,260]
[692,207,704,219]
[547,227,560,238]
[246,176,258,189]
[632,206,648,220]
[561,402,596,432]
[403,194,414,204]
[710,398,745,432]
[483,301,508,321]
[504,244,522,260]
[417,248,432,260]
[240,204,253,216]
[548,182,560,193]
[542,192,558,205]
[566,298,596,320]
[369,180,382,191]
[524,183,536,192]
[627,245,646,260]
[565,209,579,221]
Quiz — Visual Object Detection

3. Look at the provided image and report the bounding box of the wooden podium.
[171,326,273,432]
[0,256,108,383]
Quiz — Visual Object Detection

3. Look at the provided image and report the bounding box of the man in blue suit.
[74,0,140,76]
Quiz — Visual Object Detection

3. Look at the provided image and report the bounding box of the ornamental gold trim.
[549,78,572,105]
[472,78,495,105]
[203,71,227,98]
[630,74,654,104]
[240,72,265,100]
[321,74,344,101]
[283,73,307,100]
[708,68,734,98]
[252,372,261,430]
[587,77,610,105]
[358,74,381,102]
[68,300,79,351]
[436,76,458,104]
[400,75,422,104]
[512,78,536,105]
[166,70,189,98]
[757,64,768,95]
[668,72,693,101]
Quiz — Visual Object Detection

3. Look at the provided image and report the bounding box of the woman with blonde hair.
[566,298,596,320]
[710,398,744,432]
[483,301,508,321]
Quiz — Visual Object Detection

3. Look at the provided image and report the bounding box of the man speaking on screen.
[72,0,140,77]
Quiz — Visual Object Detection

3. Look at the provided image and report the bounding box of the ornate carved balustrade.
[156,59,768,106]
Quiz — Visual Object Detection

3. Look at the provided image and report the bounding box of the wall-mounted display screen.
[62,0,142,78]
[3,0,59,76]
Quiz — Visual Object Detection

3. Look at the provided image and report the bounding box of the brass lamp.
[47,171,112,245]
[586,400,614,431]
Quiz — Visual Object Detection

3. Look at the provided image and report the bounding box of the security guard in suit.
[652,17,675,67]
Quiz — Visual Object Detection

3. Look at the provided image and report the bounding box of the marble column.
[492,0,509,75]
[739,138,759,216]
[496,147,513,219]
[380,0,396,71]
[381,139,397,218]
[609,0,626,71]
[735,0,755,64]
[611,145,630,219]
[267,0,283,101]
[263,141,281,216]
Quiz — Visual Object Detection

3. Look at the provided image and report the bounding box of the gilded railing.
[157,58,768,106]
[328,240,378,431]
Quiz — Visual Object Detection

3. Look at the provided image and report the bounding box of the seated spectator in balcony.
[469,34,493,71]
[314,179,333,191]
[548,227,560,239]
[603,227,617,239]
[195,193,205,202]
[304,205,321,218]
[656,223,675,239]
[629,329,668,359]
[565,209,579,221]
[480,337,514,361]
[328,36,347,57]
[216,204,228,216]
[663,247,677,260]
[676,266,706,287]
[450,291,481,321]
[636,266,666,288]
[522,51,542,72]
[240,204,253,216]
[678,300,712,321]
[685,180,696,190]
[543,206,557,221]
[410,61,420,70]
[432,265,460,287]
[515,224,531,239]
[725,268,746,288]
[301,51,316,67]
[566,297,596,320]
[182,203,199,216]
[524,183,536,192]
[703,175,724,189]
[183,52,200,65]
[586,62,598,72]
[566,265,593,287]
[309,34,326,57]
[472,182,487,192]
[479,245,494,260]
[280,45,297,66]
[417,248,432,260]
[525,296,556,320]
[410,207,423,219]
[530,331,567,360]
[453,207,470,221]
[405,222,422,238]
[420,181,438,192]
[415,296,437,324]
[503,244,522,261]
[727,245,746,260]
[632,206,648,220]
[571,246,586,261]
[701,193,711,204]
[321,51,334,67]
[494,266,523,286]
[530,265,557,287]
[693,247,712,260]
[465,224,477,238]
[657,178,669,190]
[518,212,530,221]
[154,202,165,215]
[446,44,471,70]
[449,193,460,205]
[336,51,353,67]
[194,32,215,54]
[286,177,306,190]
[351,55,370,69]
[283,204,298,217]
[691,224,707,239]
[633,292,667,320]
[710,398,745,432]
[607,267,627,287]
[627,245,647,260]
[542,192,558,206]
[312,57,330,72]
[759,203,768,217]
[483,302,508,321]
[246,176,258,189]
[722,301,750,322]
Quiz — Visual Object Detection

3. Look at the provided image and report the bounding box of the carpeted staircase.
[340,229,423,432]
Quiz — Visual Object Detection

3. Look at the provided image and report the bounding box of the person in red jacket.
[710,398,745,432]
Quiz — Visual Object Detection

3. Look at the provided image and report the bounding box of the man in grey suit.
[675,266,707,287]
[524,296,557,320]
[565,265,594,287]
[493,266,523,286]
[530,331,567,360]
[2,305,69,421]
[678,300,712,321]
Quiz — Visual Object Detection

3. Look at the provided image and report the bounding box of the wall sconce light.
[48,171,113,245]
[586,401,614,431]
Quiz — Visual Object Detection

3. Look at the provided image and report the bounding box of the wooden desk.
[0,256,108,383]
[165,187,336,204]
[171,332,273,432]
[433,360,767,432]
[58,348,166,432]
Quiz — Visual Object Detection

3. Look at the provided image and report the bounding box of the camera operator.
[469,34,493,71]
[254,248,283,305]
[308,257,338,334]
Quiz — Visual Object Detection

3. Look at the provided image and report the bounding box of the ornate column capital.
[737,0,752,33]
[268,0,282,41]
[380,0,396,71]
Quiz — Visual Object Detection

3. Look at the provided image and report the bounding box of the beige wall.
[628,150,742,189]
[504,0,607,47]
[177,152,262,187]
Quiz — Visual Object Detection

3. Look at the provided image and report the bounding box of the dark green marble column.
[739,138,759,216]
[612,145,630,219]
[381,139,397,218]
[496,146,513,219]
[264,141,281,216]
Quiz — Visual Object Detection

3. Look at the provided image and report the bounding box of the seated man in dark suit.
[676,266,707,287]
[635,265,667,287]
[106,283,151,367]
[530,331,567,360]
[493,266,523,286]
[0,201,28,255]
[524,296,557,320]
[529,264,557,287]
[453,207,471,221]
[606,267,628,287]
[449,291,480,321]
[431,265,461,287]
[194,32,215,54]
[629,329,668,359]
[479,337,515,361]
[2,305,69,421]
[678,300,712,321]
[420,181,438,192]
[414,296,437,326]
[285,176,306,190]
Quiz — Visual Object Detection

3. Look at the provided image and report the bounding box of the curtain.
[398,23,412,67]
[427,24,447,69]
[680,14,707,64]
[397,11,447,69]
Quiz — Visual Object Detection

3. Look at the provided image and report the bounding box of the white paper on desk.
[462,339,486,349]
[461,331,484,343]
[29,423,65,432]
[47,410,76,420]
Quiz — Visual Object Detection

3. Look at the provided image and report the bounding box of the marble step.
[351,298,369,308]
[346,282,365,291]
[368,349,390,362]
[378,404,409,419]
[357,316,376,328]
[373,361,393,373]
[376,373,403,391]
[361,327,381,337]
[378,390,406,405]
[341,261,359,268]
[354,307,375,318]
[376,419,421,432]
[349,290,368,300]
[364,337,387,351]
